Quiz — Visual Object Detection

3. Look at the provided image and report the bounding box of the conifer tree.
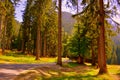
[98,0,108,74]
[57,0,62,66]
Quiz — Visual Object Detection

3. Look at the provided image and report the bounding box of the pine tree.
[57,0,62,66]
[98,0,108,74]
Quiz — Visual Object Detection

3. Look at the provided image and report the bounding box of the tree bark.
[43,30,47,57]
[98,0,107,74]
[35,16,41,60]
[91,45,96,66]
[2,16,6,54]
[77,55,84,64]
[57,0,62,66]
[33,38,36,56]
[0,15,2,52]
[6,38,11,50]
[21,39,26,53]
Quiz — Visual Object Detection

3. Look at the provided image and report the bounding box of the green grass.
[108,65,120,74]
[1,51,120,80]
[0,51,58,64]
[0,55,57,64]
[0,51,69,64]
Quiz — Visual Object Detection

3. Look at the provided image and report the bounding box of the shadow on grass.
[116,72,120,77]
[64,62,80,67]
[5,51,26,57]
[47,74,97,80]
[63,62,89,68]
[14,62,116,80]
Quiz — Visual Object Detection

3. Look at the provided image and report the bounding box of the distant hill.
[62,12,76,34]
[111,35,120,64]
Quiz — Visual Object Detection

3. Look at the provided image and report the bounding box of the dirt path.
[0,63,55,80]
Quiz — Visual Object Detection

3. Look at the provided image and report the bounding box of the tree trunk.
[80,56,84,64]
[27,40,31,55]
[77,55,84,64]
[57,0,62,66]
[0,15,3,55]
[6,38,11,50]
[43,30,47,57]
[98,0,107,74]
[0,15,2,52]
[35,16,41,60]
[21,39,26,53]
[2,16,6,54]
[40,34,43,57]
[33,38,36,56]
[91,45,96,66]
[36,26,40,60]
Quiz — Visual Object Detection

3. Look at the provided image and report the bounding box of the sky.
[15,0,26,22]
[15,0,75,22]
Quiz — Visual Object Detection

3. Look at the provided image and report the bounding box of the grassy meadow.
[0,50,63,64]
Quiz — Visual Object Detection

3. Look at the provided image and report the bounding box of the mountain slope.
[62,12,76,34]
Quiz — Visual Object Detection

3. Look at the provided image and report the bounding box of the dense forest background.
[0,0,120,75]
[4,11,120,65]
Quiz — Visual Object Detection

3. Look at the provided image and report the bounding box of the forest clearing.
[1,0,120,80]
[0,51,120,80]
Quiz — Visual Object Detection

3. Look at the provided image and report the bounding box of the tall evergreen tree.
[21,0,31,53]
[57,0,62,66]
[0,0,16,54]
[98,0,108,74]
[34,0,52,59]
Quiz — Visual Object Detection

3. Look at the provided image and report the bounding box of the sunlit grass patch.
[0,55,57,64]
[0,51,71,64]
[0,52,70,64]
[84,69,98,76]
[48,70,59,76]
[0,52,57,64]
[108,65,120,74]
[61,71,77,76]
[97,74,114,80]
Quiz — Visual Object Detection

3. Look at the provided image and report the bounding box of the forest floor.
[0,51,120,80]
[13,63,120,80]
[0,62,120,80]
